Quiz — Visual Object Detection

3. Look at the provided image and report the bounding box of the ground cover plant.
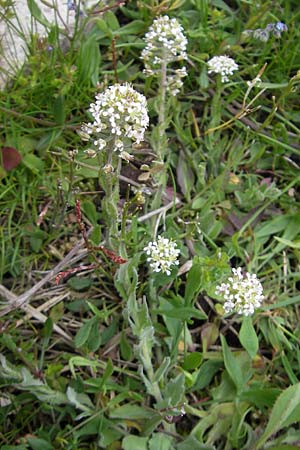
[1,0,300,448]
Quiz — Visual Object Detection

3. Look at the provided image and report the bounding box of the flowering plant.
[216,267,264,316]
[141,15,188,96]
[207,55,238,83]
[144,236,180,275]
[81,83,149,156]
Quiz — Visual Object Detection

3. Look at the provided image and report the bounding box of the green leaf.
[69,356,100,378]
[122,436,148,450]
[87,319,101,352]
[53,94,65,125]
[254,383,300,449]
[184,263,203,305]
[22,154,45,174]
[183,352,203,371]
[162,373,185,408]
[110,404,156,420]
[155,306,207,321]
[274,236,300,249]
[239,316,259,359]
[81,200,99,226]
[104,11,120,31]
[120,331,132,360]
[153,357,171,383]
[148,433,173,450]
[221,335,245,393]
[77,36,101,85]
[98,358,114,391]
[240,387,280,409]
[41,318,53,344]
[67,277,92,291]
[27,0,51,27]
[75,317,96,348]
[118,20,145,35]
[192,359,223,391]
[27,438,53,450]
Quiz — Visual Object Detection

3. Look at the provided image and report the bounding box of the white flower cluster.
[216,267,264,316]
[207,55,238,83]
[141,15,188,96]
[81,83,149,155]
[144,236,180,275]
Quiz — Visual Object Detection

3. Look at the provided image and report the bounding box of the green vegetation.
[1,0,300,449]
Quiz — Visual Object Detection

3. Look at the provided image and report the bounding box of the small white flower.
[141,15,188,96]
[82,83,149,156]
[144,236,180,275]
[207,55,239,83]
[216,267,264,316]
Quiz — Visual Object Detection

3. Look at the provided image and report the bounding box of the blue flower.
[275,22,288,32]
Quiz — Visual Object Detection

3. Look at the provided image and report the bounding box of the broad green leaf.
[162,373,185,408]
[192,359,223,391]
[254,383,300,449]
[67,277,92,291]
[75,317,96,348]
[104,11,120,31]
[27,438,53,450]
[122,436,148,450]
[240,387,280,408]
[184,263,203,305]
[239,317,259,359]
[81,200,99,225]
[22,154,44,173]
[118,20,145,35]
[87,319,102,352]
[183,352,203,371]
[148,433,173,450]
[177,435,215,449]
[221,335,245,393]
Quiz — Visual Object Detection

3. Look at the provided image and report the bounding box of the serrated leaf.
[239,316,259,359]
